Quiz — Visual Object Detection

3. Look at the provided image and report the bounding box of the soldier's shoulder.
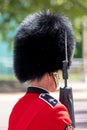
[39,93,60,108]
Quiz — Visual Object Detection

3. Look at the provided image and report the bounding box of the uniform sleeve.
[47,103,72,130]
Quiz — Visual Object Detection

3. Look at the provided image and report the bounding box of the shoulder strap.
[39,93,59,107]
[14,97,46,130]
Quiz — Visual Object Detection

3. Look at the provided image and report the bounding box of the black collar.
[27,87,49,94]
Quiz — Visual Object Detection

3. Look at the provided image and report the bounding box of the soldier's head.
[14,9,75,83]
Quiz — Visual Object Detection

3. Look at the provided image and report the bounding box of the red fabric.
[8,93,72,130]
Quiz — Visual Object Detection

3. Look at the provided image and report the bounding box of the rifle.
[59,31,75,128]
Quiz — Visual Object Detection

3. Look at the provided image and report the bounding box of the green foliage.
[73,18,83,58]
[0,0,87,57]
[74,41,82,58]
[0,75,16,81]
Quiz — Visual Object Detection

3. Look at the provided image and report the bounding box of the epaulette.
[39,93,60,108]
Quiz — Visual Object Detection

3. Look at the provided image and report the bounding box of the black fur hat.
[14,10,75,82]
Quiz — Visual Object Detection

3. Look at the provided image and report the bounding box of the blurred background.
[0,0,87,130]
[0,0,87,87]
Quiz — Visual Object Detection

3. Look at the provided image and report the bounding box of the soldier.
[8,9,75,130]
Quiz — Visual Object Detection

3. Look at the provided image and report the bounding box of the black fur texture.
[14,10,75,82]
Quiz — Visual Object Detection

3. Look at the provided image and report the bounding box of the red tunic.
[8,87,72,130]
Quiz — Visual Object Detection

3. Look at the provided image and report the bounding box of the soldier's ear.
[46,73,52,81]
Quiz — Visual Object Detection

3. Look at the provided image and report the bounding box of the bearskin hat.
[14,10,75,82]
